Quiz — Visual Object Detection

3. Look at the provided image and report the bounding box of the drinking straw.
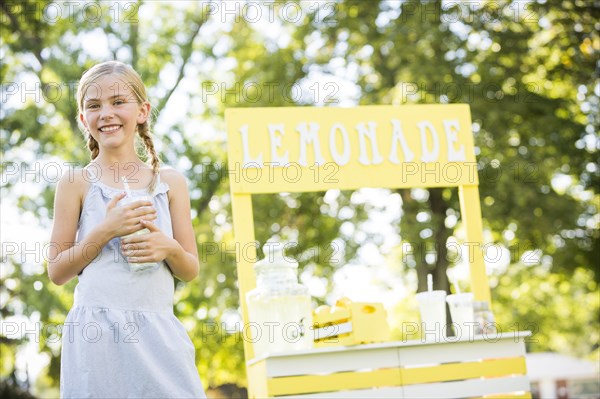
[122,177,132,197]
[452,274,462,294]
[427,273,433,292]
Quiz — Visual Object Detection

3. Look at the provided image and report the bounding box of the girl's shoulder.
[159,166,189,200]
[56,166,90,188]
[159,166,187,186]
[55,166,92,208]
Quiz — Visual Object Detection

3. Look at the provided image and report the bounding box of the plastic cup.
[446,293,475,340]
[119,195,158,273]
[415,290,447,341]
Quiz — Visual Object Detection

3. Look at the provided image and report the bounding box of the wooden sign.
[226,104,478,193]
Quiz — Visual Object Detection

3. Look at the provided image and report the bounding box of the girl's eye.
[86,103,99,109]
[114,99,125,105]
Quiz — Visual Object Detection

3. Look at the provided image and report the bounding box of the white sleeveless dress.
[60,172,206,398]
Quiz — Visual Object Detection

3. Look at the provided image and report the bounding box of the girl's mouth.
[99,125,122,133]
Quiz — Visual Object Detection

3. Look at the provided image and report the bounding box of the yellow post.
[458,184,492,304]
[230,193,258,360]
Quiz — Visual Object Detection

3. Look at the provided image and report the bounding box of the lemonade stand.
[226,105,531,398]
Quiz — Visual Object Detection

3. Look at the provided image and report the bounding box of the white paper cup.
[415,290,447,341]
[447,293,475,339]
[119,195,158,273]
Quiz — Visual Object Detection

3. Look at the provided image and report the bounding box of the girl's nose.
[99,105,115,120]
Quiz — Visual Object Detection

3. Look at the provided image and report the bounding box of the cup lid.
[415,290,447,300]
[119,194,153,205]
[447,292,473,296]
[254,241,298,271]
[446,292,474,302]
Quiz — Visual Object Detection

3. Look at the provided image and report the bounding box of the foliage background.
[1,0,598,397]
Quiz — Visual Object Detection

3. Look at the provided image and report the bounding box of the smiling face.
[79,74,150,151]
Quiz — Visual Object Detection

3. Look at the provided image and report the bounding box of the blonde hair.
[77,61,160,193]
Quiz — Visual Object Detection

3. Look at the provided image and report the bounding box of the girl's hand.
[120,220,176,264]
[103,193,158,239]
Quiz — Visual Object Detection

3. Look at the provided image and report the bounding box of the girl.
[48,61,206,398]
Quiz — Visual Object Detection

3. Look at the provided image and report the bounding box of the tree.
[308,0,598,291]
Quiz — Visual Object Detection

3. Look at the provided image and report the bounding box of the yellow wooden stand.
[248,332,531,398]
[226,105,530,398]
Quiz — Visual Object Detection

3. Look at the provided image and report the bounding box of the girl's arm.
[161,169,199,282]
[48,171,106,285]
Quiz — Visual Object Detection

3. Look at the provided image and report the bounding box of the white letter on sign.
[389,119,415,163]
[356,122,383,165]
[443,120,466,162]
[417,121,440,163]
[239,125,263,167]
[296,122,325,167]
[268,123,289,166]
[329,123,351,166]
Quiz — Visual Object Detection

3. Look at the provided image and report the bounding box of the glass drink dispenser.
[246,243,313,357]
